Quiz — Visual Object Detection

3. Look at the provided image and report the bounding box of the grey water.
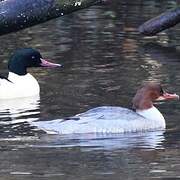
[0,0,180,179]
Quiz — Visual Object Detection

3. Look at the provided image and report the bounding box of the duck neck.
[8,72,37,84]
[8,59,27,75]
[136,106,166,128]
[8,72,27,79]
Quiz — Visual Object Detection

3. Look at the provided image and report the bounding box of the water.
[0,0,180,179]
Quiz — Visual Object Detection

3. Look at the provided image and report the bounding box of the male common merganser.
[32,82,179,134]
[0,48,61,99]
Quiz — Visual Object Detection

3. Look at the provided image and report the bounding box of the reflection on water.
[0,96,40,137]
[0,0,180,179]
[0,95,40,123]
[34,130,165,150]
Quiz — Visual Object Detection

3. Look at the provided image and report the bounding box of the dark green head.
[8,48,61,75]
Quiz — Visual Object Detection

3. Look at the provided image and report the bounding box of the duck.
[0,48,61,99]
[32,82,179,134]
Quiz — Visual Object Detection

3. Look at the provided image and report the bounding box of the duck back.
[32,106,165,134]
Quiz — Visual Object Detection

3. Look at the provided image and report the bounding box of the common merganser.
[32,82,179,134]
[0,48,61,99]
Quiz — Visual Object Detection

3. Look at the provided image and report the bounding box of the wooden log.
[139,7,180,36]
[0,0,102,36]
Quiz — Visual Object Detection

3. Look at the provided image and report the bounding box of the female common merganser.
[0,48,61,99]
[32,82,179,134]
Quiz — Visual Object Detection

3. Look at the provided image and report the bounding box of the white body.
[0,72,40,99]
[32,106,166,134]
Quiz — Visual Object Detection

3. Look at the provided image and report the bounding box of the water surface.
[0,0,180,179]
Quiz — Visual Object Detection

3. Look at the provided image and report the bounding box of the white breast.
[0,72,40,99]
[136,106,166,129]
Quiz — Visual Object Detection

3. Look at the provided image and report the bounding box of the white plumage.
[0,72,40,99]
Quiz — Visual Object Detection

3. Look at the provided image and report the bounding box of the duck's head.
[132,82,179,110]
[8,48,61,75]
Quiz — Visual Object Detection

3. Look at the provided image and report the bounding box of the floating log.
[0,0,102,36]
[139,7,180,36]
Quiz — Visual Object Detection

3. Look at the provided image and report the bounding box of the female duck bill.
[156,93,179,101]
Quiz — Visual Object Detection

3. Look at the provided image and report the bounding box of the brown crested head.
[132,82,179,110]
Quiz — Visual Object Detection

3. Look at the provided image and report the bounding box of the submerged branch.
[139,7,180,36]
